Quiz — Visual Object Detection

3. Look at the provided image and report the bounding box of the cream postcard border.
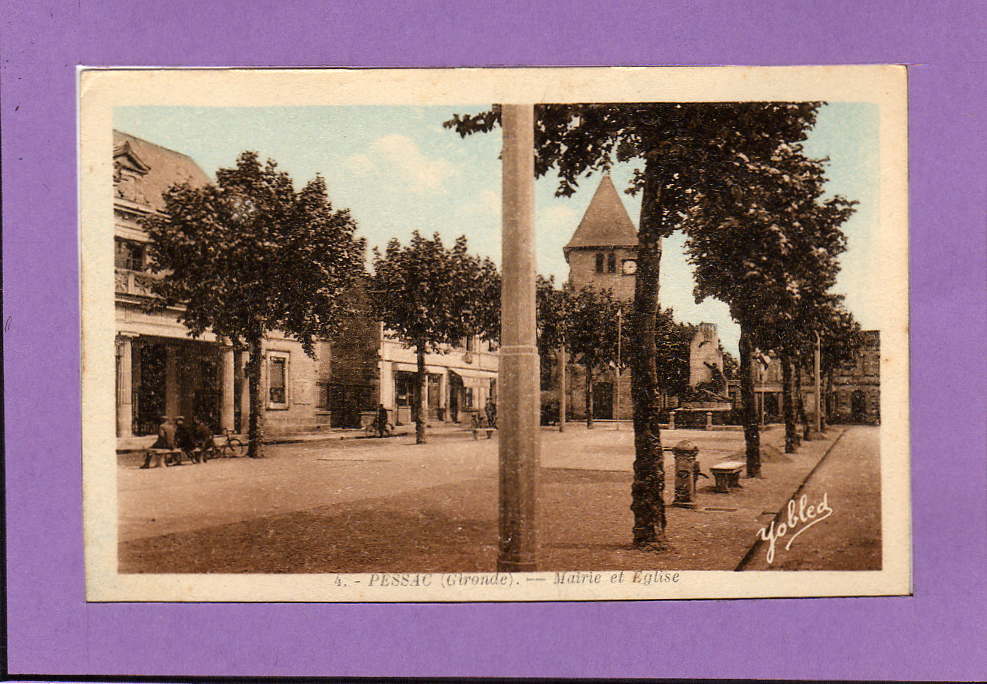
[80,66,909,602]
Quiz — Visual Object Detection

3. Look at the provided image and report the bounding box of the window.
[394,371,417,407]
[595,253,605,273]
[316,381,330,410]
[607,252,616,273]
[268,353,289,407]
[465,335,476,353]
[114,238,145,270]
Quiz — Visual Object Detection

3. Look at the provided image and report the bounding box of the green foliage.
[654,308,696,398]
[817,296,866,374]
[447,102,822,236]
[566,284,626,371]
[721,348,740,379]
[535,274,573,357]
[369,231,500,351]
[143,151,366,355]
[684,142,856,350]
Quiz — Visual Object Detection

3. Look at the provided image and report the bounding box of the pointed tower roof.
[564,174,638,251]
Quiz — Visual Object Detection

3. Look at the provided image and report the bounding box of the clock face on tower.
[621,259,638,275]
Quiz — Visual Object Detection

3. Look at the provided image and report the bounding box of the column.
[498,104,539,573]
[438,372,447,421]
[238,351,250,434]
[220,343,235,432]
[116,334,135,438]
[165,344,179,419]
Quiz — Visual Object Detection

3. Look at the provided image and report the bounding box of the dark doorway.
[593,381,614,420]
[134,342,167,436]
[427,373,442,420]
[851,390,867,423]
[180,352,220,433]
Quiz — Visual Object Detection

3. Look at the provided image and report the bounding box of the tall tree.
[447,102,821,548]
[143,152,366,458]
[370,231,499,444]
[686,141,854,469]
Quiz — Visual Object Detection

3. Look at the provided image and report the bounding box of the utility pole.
[615,307,622,430]
[558,346,567,432]
[814,329,822,433]
[498,104,538,573]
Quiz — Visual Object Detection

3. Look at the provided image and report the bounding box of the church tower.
[563,174,646,301]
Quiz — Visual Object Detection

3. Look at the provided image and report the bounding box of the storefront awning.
[450,368,497,389]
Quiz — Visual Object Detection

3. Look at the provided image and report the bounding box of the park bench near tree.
[709,461,745,494]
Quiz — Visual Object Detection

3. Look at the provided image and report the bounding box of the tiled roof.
[564,174,638,250]
[113,130,211,212]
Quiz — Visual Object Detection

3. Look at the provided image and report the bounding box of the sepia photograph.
[80,67,909,601]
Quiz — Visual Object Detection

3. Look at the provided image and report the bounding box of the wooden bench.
[141,447,209,468]
[709,460,744,493]
[141,448,183,469]
[471,414,496,440]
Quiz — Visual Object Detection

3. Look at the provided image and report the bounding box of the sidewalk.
[740,426,881,570]
[118,424,861,573]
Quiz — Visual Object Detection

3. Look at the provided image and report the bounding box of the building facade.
[743,330,881,426]
[827,330,880,424]
[113,131,331,447]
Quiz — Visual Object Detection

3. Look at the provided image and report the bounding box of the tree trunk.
[796,360,811,440]
[781,352,798,453]
[584,363,594,429]
[246,333,265,458]
[414,342,427,445]
[738,322,761,478]
[628,163,666,549]
[822,370,833,430]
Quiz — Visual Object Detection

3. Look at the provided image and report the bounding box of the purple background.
[3,0,985,679]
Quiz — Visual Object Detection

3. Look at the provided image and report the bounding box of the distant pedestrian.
[141,415,176,469]
[376,403,390,437]
[485,397,497,429]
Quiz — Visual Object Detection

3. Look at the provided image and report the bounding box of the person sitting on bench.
[174,416,196,464]
[190,417,216,462]
[140,415,177,469]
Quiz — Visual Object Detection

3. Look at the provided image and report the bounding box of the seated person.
[174,416,196,464]
[141,415,177,469]
[191,417,216,462]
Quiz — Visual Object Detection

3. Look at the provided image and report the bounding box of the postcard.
[80,66,909,601]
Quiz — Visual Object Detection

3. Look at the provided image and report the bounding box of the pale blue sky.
[115,102,878,355]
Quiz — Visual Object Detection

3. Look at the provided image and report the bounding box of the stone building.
[743,330,881,425]
[113,131,332,447]
[827,330,880,424]
[549,174,640,421]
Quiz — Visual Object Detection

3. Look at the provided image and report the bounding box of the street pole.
[558,345,567,432]
[498,104,539,573]
[814,329,822,433]
[615,308,621,430]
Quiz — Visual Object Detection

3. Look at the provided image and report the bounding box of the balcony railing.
[114,268,157,297]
